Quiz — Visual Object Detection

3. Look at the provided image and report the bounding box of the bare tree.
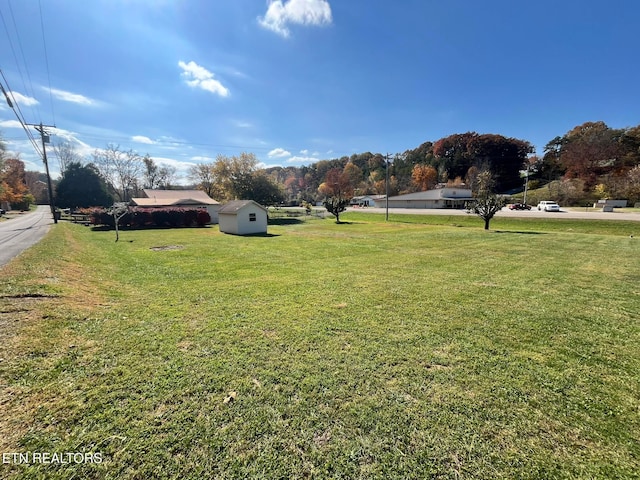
[93,144,144,202]
[466,170,506,230]
[53,141,83,176]
[109,202,129,242]
[157,165,178,189]
[188,162,216,197]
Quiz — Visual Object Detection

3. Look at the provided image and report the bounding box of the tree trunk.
[484,218,490,230]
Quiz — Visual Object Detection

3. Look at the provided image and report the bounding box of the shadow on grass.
[230,232,281,238]
[90,225,212,232]
[268,218,305,225]
[493,230,547,235]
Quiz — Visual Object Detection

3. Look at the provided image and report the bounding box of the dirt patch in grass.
[150,245,184,251]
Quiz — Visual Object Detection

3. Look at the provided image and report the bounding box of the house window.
[249,213,256,222]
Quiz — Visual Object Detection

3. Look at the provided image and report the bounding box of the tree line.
[2,120,639,211]
[264,121,640,206]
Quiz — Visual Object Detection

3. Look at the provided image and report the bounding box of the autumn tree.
[0,158,33,210]
[625,165,640,204]
[319,167,354,223]
[433,132,533,191]
[558,122,624,189]
[25,171,50,204]
[343,161,363,192]
[189,153,282,204]
[411,164,437,191]
[0,135,6,202]
[466,170,506,230]
[212,152,258,201]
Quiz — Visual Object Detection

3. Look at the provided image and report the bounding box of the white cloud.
[190,155,214,162]
[150,156,195,170]
[0,119,23,128]
[48,88,96,106]
[178,60,230,97]
[300,149,309,154]
[233,120,253,128]
[132,135,155,144]
[8,91,39,106]
[268,147,292,158]
[259,0,332,38]
[287,155,316,164]
[312,151,320,156]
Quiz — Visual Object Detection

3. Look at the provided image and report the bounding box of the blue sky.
[1,0,638,180]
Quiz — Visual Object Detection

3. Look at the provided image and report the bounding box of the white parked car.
[537,201,560,212]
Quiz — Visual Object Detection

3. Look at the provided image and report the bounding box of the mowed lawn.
[0,214,639,479]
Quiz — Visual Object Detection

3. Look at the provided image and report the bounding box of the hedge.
[87,207,211,229]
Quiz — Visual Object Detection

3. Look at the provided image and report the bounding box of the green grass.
[1,216,639,479]
[342,211,640,236]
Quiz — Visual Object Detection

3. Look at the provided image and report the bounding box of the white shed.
[218,200,268,235]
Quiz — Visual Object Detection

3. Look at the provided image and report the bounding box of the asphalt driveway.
[0,205,53,268]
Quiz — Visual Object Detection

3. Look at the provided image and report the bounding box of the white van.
[537,201,560,212]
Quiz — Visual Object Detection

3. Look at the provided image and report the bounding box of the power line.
[0,1,40,123]
[38,0,55,125]
[0,69,44,158]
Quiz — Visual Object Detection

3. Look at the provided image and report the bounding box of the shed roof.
[218,200,267,214]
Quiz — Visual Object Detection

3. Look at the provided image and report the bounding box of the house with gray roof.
[373,187,473,209]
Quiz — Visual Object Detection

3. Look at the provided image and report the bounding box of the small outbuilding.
[218,200,268,235]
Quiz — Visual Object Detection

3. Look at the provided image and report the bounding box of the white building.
[218,200,268,235]
[373,188,473,209]
[350,195,386,207]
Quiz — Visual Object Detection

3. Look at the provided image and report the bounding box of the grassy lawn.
[1,214,639,479]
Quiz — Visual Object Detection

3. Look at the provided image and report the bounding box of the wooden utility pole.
[385,153,390,221]
[28,123,57,224]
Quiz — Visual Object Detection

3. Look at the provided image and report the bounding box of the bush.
[183,209,198,227]
[166,209,183,227]
[196,210,211,226]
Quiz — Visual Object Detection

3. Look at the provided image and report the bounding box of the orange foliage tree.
[0,158,32,209]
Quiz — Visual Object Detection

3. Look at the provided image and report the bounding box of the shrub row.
[87,207,211,228]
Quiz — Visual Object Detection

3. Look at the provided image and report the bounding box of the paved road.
[348,206,640,221]
[0,205,54,268]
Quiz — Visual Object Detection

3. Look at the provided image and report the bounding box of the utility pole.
[27,123,57,224]
[523,165,530,206]
[385,153,390,221]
